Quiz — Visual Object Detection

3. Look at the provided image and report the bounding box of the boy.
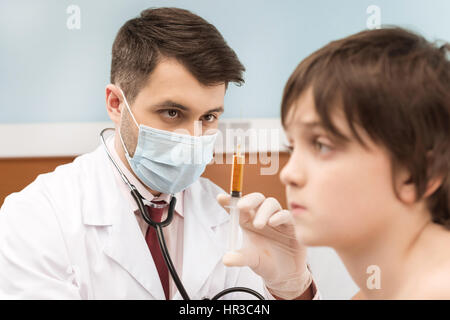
[279,27,450,299]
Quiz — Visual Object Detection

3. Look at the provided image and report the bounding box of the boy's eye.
[313,138,332,154]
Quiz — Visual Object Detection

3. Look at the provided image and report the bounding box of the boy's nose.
[280,154,306,189]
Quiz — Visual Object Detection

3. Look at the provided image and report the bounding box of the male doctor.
[0,7,317,300]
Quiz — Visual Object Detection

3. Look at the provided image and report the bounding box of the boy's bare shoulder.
[351,290,367,300]
[401,262,450,299]
[420,266,450,299]
[406,225,450,299]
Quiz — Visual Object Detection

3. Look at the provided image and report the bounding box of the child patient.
[280,27,450,299]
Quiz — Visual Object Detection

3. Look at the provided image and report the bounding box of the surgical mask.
[118,88,218,194]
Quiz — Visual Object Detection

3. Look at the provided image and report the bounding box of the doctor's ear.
[105,84,124,124]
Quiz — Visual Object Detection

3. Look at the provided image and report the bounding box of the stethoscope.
[100,128,264,300]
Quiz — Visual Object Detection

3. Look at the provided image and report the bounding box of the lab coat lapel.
[102,200,166,300]
[85,146,166,300]
[180,181,229,299]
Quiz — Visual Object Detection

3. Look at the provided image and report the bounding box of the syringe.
[227,139,244,252]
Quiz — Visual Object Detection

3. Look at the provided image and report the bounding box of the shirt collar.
[106,134,184,218]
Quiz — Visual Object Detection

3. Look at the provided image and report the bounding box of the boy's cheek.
[292,149,394,246]
[292,186,381,247]
[298,173,387,246]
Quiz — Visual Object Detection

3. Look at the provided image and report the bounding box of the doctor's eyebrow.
[151,100,224,114]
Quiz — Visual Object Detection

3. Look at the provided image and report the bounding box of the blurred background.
[1,0,450,299]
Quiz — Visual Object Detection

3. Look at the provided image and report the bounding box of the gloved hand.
[217,192,312,300]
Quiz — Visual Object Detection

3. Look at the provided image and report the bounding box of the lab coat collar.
[80,145,119,226]
[81,143,166,298]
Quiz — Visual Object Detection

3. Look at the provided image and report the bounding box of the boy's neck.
[335,205,433,299]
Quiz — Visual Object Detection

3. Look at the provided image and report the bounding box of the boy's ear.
[396,169,417,205]
[423,176,444,198]
[396,153,445,205]
[423,151,445,198]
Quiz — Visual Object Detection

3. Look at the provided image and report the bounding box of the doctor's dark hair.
[281,27,450,227]
[110,7,245,104]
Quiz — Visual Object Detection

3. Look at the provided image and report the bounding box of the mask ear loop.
[117,87,139,157]
[118,87,139,128]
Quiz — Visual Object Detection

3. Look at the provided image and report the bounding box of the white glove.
[217,192,312,300]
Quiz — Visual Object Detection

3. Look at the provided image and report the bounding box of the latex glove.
[217,192,312,300]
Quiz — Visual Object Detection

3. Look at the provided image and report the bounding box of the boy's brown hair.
[110,7,245,104]
[281,27,450,227]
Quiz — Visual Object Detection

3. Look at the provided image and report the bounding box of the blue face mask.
[118,88,218,194]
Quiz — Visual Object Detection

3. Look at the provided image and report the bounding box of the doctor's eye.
[160,109,181,120]
[202,113,218,123]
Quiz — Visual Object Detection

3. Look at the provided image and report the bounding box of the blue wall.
[1,0,450,123]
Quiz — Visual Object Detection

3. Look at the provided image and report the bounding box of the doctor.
[0,7,316,300]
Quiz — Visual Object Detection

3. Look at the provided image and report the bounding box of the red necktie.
[145,202,170,300]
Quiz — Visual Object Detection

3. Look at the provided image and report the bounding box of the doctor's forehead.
[134,58,226,113]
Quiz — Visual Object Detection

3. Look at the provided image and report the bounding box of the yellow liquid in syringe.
[230,145,244,196]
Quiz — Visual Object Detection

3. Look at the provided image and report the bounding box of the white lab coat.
[0,144,270,299]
